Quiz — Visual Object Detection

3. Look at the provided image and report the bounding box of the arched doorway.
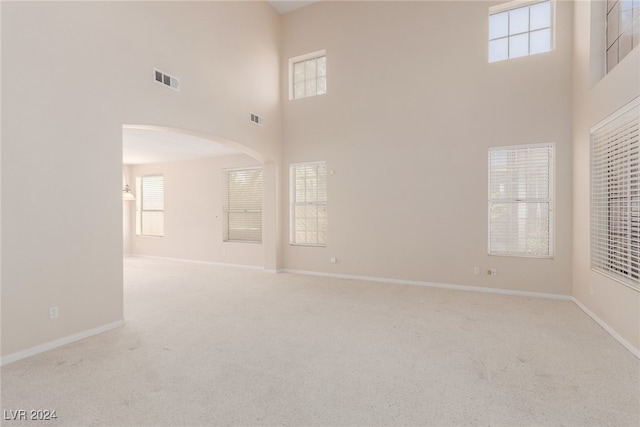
[122,124,278,271]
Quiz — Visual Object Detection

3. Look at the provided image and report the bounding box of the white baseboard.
[280,269,572,301]
[1,320,124,366]
[282,269,640,358]
[128,254,264,271]
[571,297,640,359]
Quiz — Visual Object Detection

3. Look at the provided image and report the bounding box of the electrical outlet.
[487,268,496,276]
[330,257,337,264]
[473,267,480,275]
[49,306,59,319]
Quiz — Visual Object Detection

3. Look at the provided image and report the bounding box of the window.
[606,0,640,73]
[590,98,640,290]
[136,175,164,237]
[489,0,552,63]
[488,144,554,257]
[290,162,327,246]
[289,50,327,100]
[223,167,262,243]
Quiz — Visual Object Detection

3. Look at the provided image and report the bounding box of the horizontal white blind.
[488,144,553,257]
[290,162,327,246]
[141,175,164,237]
[223,167,262,242]
[591,99,640,290]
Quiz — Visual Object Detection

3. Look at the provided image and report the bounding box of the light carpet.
[1,256,639,426]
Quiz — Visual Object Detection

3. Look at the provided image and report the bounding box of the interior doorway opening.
[121,124,276,271]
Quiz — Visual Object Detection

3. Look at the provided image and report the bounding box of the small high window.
[289,50,327,100]
[606,0,640,73]
[489,0,553,63]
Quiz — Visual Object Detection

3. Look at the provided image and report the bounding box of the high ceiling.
[123,128,238,165]
[268,1,318,14]
[123,1,320,165]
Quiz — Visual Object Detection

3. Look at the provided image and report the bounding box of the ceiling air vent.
[250,113,263,126]
[154,68,180,91]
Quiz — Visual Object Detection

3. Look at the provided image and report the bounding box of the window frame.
[135,174,165,238]
[488,0,555,63]
[605,0,640,73]
[590,97,640,291]
[488,143,555,258]
[289,161,328,247]
[222,166,263,244]
[288,49,327,100]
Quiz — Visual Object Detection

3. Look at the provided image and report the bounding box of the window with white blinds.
[136,175,164,237]
[290,162,327,246]
[223,167,262,243]
[590,98,640,291]
[488,144,554,257]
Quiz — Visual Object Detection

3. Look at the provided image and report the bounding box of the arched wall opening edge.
[122,124,280,272]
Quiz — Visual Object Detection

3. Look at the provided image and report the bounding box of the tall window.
[489,0,552,63]
[591,98,639,290]
[290,162,327,246]
[606,0,640,73]
[223,167,263,243]
[136,175,164,237]
[488,144,554,257]
[289,50,327,100]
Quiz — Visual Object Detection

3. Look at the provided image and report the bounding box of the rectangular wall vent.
[250,113,264,126]
[154,68,180,91]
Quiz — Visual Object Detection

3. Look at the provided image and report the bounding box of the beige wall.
[127,154,264,267]
[3,0,638,361]
[572,0,640,351]
[280,1,574,295]
[1,1,281,357]
[123,165,134,256]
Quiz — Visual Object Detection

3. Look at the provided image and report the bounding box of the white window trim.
[488,142,555,258]
[288,49,326,101]
[290,160,328,247]
[590,97,640,291]
[136,174,164,238]
[489,0,552,15]
[605,0,639,74]
[590,96,640,140]
[222,166,263,244]
[488,0,556,62]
